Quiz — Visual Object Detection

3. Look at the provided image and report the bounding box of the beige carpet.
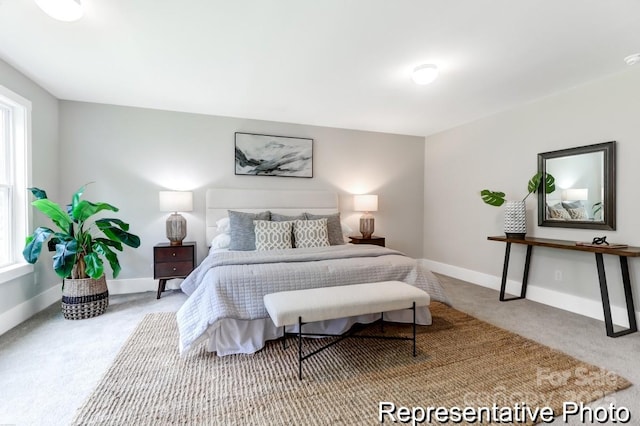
[72,303,631,425]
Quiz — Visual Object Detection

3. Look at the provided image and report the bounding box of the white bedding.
[176,244,450,355]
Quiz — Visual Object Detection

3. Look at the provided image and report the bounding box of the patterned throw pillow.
[293,218,330,248]
[271,213,306,246]
[253,220,293,251]
[567,207,588,220]
[549,207,571,220]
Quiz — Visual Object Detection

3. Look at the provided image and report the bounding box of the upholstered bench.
[263,281,431,379]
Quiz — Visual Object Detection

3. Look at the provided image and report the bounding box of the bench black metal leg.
[281,326,286,350]
[595,254,638,337]
[291,304,423,380]
[499,243,532,301]
[412,302,416,357]
[298,316,303,380]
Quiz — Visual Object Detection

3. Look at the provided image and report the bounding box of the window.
[0,85,32,283]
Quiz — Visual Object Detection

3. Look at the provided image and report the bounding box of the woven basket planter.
[61,275,109,320]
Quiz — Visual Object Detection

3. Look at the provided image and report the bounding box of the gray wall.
[424,68,640,312]
[58,101,425,279]
[0,59,60,316]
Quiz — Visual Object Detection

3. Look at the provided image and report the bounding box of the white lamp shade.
[159,191,193,212]
[35,0,83,22]
[353,194,378,212]
[564,188,588,201]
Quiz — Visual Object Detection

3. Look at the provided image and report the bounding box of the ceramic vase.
[504,200,526,239]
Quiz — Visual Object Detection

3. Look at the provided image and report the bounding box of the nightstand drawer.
[154,246,193,262]
[154,261,193,278]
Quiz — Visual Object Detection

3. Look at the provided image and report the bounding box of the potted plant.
[23,185,141,319]
[480,172,555,238]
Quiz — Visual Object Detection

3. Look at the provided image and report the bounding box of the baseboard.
[0,283,62,336]
[0,277,175,336]
[107,277,184,294]
[421,258,639,328]
[107,277,157,295]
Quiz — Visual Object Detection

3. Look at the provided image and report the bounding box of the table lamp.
[159,191,193,245]
[564,188,588,201]
[353,194,378,239]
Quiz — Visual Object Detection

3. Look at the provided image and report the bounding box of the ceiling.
[1,0,639,137]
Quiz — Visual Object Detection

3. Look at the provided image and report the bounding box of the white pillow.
[210,233,231,249]
[341,221,354,242]
[216,217,231,233]
[294,218,330,248]
[253,220,293,251]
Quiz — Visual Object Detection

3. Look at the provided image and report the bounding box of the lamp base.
[359,214,375,239]
[166,213,187,245]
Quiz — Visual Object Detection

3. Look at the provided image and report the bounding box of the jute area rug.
[73,303,630,425]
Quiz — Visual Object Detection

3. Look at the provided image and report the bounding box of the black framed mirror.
[538,141,616,230]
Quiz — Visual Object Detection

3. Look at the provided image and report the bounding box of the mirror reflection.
[538,141,615,230]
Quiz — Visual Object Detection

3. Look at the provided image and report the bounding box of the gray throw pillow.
[271,213,306,222]
[561,201,583,210]
[228,210,271,251]
[304,212,344,245]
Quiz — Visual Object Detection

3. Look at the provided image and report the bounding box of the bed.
[176,188,450,355]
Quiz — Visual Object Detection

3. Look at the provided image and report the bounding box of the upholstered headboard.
[205,188,339,244]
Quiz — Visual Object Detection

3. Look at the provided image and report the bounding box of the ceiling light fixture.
[624,53,640,66]
[34,0,83,22]
[411,64,439,85]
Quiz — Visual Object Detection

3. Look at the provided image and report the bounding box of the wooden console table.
[488,236,639,337]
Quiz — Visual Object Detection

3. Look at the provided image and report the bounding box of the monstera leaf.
[526,172,555,199]
[480,190,506,207]
[481,173,555,207]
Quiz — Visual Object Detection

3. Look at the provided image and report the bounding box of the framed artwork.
[234,132,313,178]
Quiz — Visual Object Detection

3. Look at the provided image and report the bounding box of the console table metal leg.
[620,256,638,334]
[520,245,533,298]
[499,243,532,301]
[499,243,511,301]
[595,254,637,337]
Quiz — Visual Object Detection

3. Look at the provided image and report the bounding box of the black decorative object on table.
[592,236,609,246]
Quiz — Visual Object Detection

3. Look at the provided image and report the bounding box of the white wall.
[0,59,60,325]
[58,101,425,282]
[424,68,640,324]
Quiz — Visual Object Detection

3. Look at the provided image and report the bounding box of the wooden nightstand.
[153,242,196,299]
[348,235,385,247]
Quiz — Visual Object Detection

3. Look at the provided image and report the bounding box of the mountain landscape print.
[235,132,313,177]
